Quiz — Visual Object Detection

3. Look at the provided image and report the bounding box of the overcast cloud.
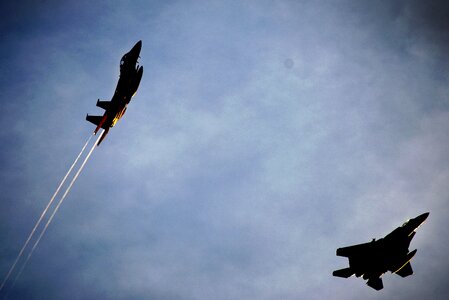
[1,1,449,299]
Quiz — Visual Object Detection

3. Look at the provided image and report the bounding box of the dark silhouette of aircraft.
[333,212,429,290]
[86,40,143,145]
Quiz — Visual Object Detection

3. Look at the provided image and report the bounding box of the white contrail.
[12,131,104,286]
[0,134,93,293]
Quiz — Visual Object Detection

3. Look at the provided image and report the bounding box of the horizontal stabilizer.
[336,248,347,257]
[86,115,108,129]
[367,277,383,290]
[96,99,111,110]
[333,268,354,278]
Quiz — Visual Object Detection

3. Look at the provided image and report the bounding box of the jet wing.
[395,262,413,277]
[336,241,375,257]
[96,99,111,110]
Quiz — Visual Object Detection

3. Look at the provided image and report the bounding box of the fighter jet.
[86,40,143,145]
[333,212,429,290]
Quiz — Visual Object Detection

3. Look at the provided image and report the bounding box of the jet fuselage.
[333,212,429,290]
[86,40,143,145]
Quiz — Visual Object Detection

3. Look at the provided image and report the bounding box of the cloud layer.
[1,1,449,299]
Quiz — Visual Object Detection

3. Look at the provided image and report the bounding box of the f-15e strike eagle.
[86,40,143,145]
[333,212,429,290]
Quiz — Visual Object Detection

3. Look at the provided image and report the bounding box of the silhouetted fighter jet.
[86,40,143,145]
[333,212,429,290]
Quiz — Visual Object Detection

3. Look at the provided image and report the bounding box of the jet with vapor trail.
[333,212,429,290]
[86,40,143,145]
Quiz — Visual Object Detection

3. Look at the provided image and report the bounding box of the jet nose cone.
[418,212,429,221]
[133,40,142,53]
[414,212,429,227]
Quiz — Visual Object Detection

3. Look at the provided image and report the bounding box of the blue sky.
[1,1,449,299]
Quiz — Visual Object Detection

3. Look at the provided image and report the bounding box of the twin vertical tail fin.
[367,277,383,290]
[86,114,108,134]
[333,268,354,278]
[86,114,109,145]
[86,115,103,127]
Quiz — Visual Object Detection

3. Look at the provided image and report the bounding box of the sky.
[1,0,449,299]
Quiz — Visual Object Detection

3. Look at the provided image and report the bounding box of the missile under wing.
[86,40,143,145]
[333,212,429,290]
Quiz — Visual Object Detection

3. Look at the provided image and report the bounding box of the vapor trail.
[0,134,93,293]
[12,131,104,285]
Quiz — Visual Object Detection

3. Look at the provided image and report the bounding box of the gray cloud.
[1,1,448,299]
